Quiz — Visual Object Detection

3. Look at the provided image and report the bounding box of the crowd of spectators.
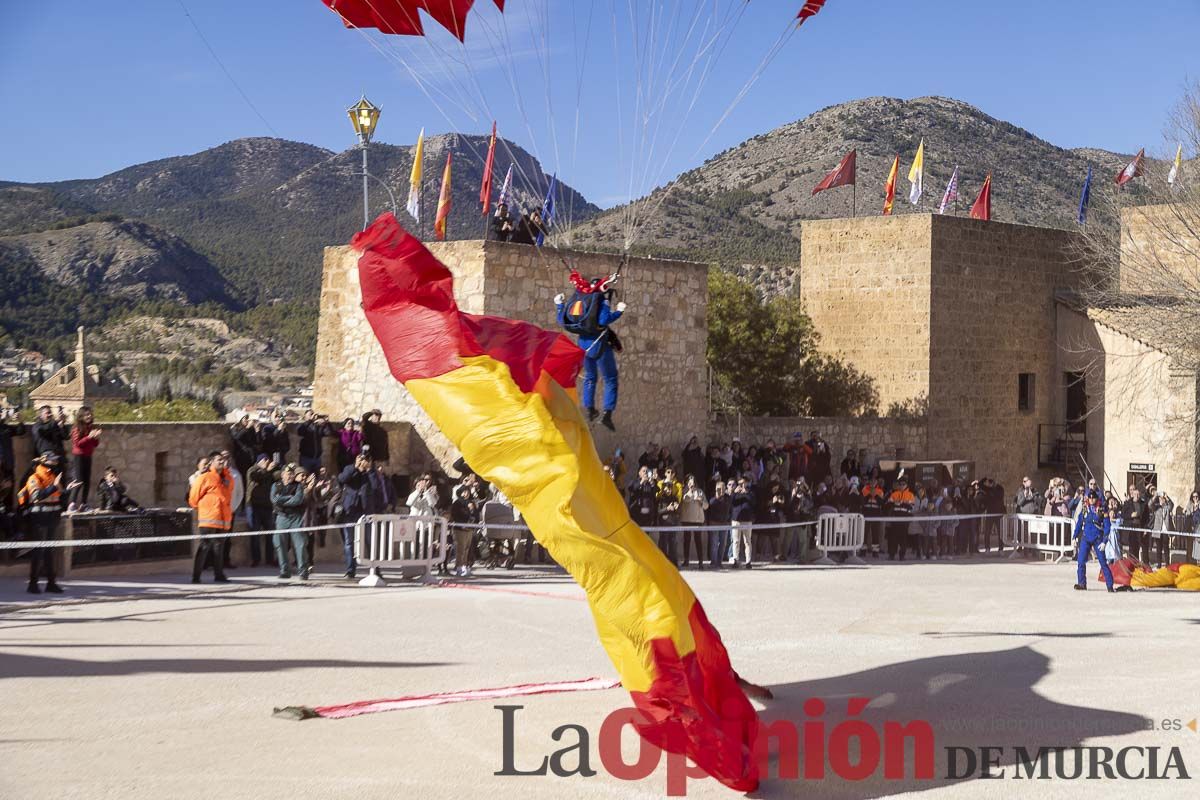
[186,409,406,583]
[6,405,1198,591]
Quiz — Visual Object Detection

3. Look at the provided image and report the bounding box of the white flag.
[495,164,513,213]
[1167,143,1182,186]
[406,128,424,221]
[907,139,925,205]
[938,167,959,214]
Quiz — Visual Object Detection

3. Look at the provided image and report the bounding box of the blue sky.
[1,0,1197,208]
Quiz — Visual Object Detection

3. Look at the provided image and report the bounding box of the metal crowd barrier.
[814,513,866,566]
[354,514,448,587]
[1003,514,1075,562]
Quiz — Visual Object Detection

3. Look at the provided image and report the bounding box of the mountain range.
[0,95,1146,372]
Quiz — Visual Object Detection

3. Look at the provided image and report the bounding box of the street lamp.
[347,96,381,228]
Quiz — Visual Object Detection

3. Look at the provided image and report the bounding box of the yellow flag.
[1168,143,1182,186]
[406,129,424,220]
[907,139,924,204]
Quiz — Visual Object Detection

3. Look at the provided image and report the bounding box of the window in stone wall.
[154,451,168,503]
[1018,373,1036,413]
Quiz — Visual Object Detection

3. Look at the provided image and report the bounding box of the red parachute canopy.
[796,1,828,26]
[322,0,505,41]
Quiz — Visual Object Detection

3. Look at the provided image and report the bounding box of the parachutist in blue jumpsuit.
[1073,493,1114,592]
[555,286,624,431]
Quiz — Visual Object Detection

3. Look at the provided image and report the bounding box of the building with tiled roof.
[29,327,131,413]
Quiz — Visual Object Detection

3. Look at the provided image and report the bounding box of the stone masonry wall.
[313,240,709,472]
[799,215,934,411]
[12,423,229,509]
[708,416,929,469]
[10,420,413,507]
[928,215,1084,491]
[1119,204,1200,295]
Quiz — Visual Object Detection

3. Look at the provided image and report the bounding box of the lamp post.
[347,96,381,229]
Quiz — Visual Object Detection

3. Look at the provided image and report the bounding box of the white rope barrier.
[3,513,1194,551]
[0,522,348,550]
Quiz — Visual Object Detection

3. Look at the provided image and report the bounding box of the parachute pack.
[561,290,605,338]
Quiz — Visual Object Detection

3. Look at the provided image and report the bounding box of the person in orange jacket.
[189,450,234,583]
[886,477,916,561]
[18,452,65,593]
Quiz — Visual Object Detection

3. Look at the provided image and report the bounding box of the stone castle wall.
[313,240,709,472]
[927,215,1084,490]
[709,416,929,468]
[1119,204,1200,294]
[9,421,413,507]
[800,215,934,411]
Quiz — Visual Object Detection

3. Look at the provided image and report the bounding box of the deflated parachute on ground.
[1129,562,1200,591]
[351,212,760,791]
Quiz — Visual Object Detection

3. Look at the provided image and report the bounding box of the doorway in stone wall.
[153,451,168,504]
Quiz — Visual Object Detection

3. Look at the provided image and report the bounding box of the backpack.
[561,289,605,338]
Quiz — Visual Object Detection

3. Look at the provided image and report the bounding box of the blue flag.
[1077,166,1093,225]
[537,173,556,247]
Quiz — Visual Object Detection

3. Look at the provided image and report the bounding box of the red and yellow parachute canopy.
[323,0,828,41]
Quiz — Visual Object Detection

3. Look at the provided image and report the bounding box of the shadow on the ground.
[748,645,1146,799]
[921,631,1114,639]
[0,652,455,680]
[0,588,398,630]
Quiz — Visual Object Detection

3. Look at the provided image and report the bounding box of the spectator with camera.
[297,411,332,473]
[361,409,389,464]
[679,473,708,569]
[32,405,70,460]
[246,454,280,568]
[338,453,377,580]
[270,464,310,580]
[656,467,683,565]
[229,415,259,477]
[627,467,658,542]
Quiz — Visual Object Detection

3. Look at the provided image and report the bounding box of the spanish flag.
[353,213,760,792]
[434,151,452,240]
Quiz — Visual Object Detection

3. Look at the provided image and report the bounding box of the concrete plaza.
[1,557,1197,799]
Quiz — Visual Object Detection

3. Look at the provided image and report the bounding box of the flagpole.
[852,182,856,218]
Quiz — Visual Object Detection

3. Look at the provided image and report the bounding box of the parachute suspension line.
[565,0,598,246]
[623,0,712,241]
[627,5,790,251]
[694,17,798,159]
[174,0,279,137]
[358,3,560,249]
[620,0,747,249]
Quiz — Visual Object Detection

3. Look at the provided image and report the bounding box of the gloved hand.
[554,293,565,305]
[616,301,627,312]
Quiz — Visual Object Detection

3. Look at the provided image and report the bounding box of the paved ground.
[1,556,1198,799]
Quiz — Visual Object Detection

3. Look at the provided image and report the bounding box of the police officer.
[1073,491,1114,592]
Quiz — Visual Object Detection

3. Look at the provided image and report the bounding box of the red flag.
[970,173,992,221]
[796,1,828,26]
[882,155,899,215]
[434,152,452,240]
[1114,148,1145,186]
[480,121,497,215]
[811,149,856,196]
